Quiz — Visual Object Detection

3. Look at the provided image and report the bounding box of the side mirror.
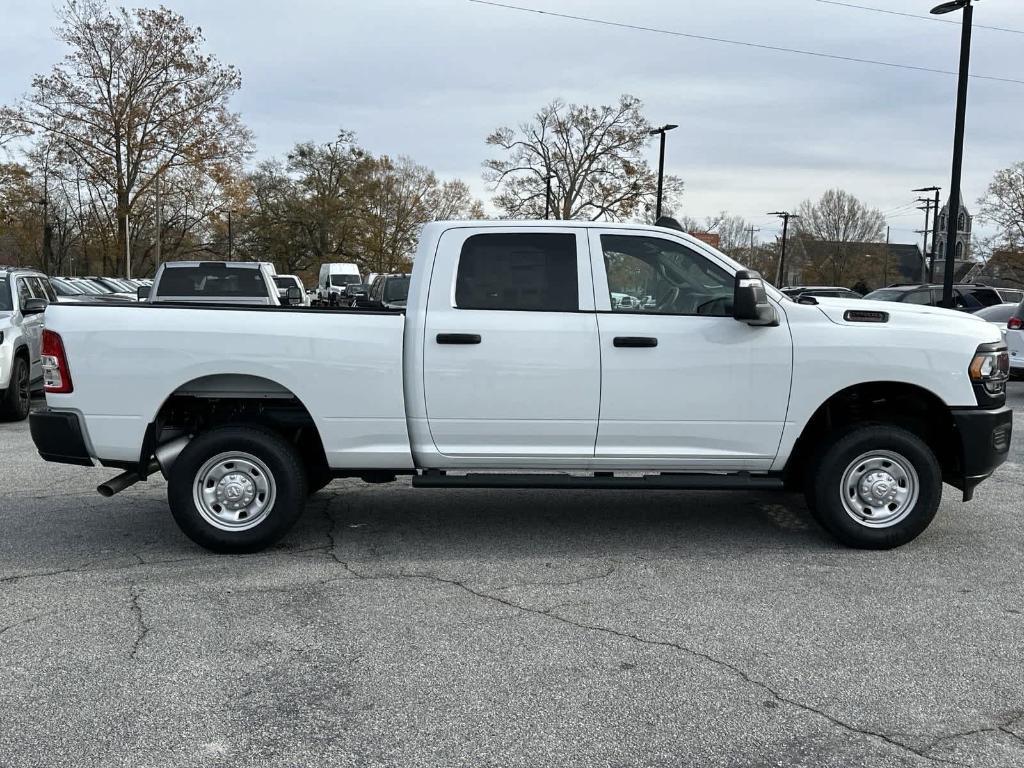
[137,285,151,301]
[22,297,48,315]
[733,270,777,326]
[285,286,303,306]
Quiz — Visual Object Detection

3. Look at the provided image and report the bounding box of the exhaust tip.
[97,483,115,498]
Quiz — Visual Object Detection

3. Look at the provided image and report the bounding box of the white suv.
[0,268,52,420]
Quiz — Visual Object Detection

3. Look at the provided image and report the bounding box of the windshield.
[83,279,115,294]
[863,289,904,302]
[157,266,269,297]
[50,279,83,296]
[330,274,360,286]
[0,278,11,311]
[384,276,410,303]
[106,278,134,291]
[273,276,299,291]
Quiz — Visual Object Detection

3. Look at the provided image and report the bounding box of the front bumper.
[29,408,94,467]
[949,406,1013,501]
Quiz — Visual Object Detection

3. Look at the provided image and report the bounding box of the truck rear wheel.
[807,425,942,550]
[167,425,307,553]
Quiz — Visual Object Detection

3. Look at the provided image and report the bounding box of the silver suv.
[0,267,52,420]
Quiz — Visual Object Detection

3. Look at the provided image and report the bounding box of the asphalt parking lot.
[1,388,1022,768]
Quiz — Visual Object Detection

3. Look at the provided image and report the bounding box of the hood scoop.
[843,309,889,323]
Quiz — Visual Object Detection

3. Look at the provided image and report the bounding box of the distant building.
[688,231,721,249]
[935,193,972,263]
[785,236,924,288]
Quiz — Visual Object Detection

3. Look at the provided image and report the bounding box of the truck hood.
[810,297,988,326]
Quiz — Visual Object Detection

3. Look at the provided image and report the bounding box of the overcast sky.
[2,0,1023,243]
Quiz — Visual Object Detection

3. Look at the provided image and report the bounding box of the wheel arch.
[150,373,328,479]
[783,380,959,486]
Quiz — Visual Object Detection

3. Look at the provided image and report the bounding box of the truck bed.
[42,302,414,469]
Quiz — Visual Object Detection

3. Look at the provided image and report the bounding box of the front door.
[590,230,793,470]
[422,227,600,463]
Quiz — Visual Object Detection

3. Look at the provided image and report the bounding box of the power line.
[467,0,1024,85]
[815,0,1024,36]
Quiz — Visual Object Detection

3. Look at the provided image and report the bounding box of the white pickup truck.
[30,221,1012,553]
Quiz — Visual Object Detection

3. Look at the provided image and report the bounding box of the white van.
[317,263,361,306]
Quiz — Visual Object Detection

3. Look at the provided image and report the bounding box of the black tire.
[307,465,333,496]
[807,424,942,550]
[0,355,32,422]
[167,425,307,553]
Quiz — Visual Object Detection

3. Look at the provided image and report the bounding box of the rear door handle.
[436,333,482,345]
[613,336,658,348]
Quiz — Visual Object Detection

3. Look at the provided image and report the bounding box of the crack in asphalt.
[0,612,52,640]
[128,583,150,660]
[333,559,961,766]
[920,713,1024,754]
[321,501,965,767]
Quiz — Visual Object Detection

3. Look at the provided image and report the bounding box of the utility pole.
[227,209,234,260]
[154,172,161,269]
[916,197,934,280]
[883,226,890,286]
[544,174,553,220]
[914,186,942,282]
[746,225,760,251]
[768,212,798,286]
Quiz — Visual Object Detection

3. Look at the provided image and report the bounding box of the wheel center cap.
[217,472,255,510]
[860,471,897,503]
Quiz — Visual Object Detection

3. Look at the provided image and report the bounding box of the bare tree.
[1,0,251,276]
[794,189,885,285]
[978,161,1024,251]
[484,95,682,221]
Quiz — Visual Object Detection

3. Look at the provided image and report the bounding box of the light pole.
[768,211,799,287]
[931,0,974,308]
[227,208,234,260]
[544,174,554,220]
[648,124,678,220]
[913,185,941,281]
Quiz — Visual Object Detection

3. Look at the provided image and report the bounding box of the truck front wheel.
[807,425,942,550]
[167,425,307,553]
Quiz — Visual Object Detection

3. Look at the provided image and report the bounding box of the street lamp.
[648,124,678,220]
[931,0,974,308]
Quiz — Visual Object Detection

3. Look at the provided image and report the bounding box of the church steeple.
[935,192,971,262]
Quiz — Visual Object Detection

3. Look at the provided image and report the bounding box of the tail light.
[1008,316,1022,330]
[41,329,73,394]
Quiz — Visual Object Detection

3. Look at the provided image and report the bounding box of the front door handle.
[613,336,658,348]
[436,333,482,345]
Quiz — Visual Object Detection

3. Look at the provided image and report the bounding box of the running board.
[412,471,784,491]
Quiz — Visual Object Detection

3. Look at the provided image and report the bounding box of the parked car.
[863,284,984,311]
[1006,300,1024,380]
[30,220,1012,554]
[50,277,132,304]
[344,283,370,307]
[80,276,137,300]
[272,275,309,306]
[995,287,1023,305]
[0,267,50,420]
[782,286,863,301]
[974,302,1019,329]
[316,262,361,306]
[357,273,411,309]
[140,261,294,306]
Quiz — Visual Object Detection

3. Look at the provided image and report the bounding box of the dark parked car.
[357,273,411,309]
[862,284,985,312]
[782,286,863,301]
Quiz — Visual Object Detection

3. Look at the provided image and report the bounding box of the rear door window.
[455,233,579,312]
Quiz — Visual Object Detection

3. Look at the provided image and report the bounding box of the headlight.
[969,344,1009,399]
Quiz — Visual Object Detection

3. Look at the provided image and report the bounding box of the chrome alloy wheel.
[839,450,919,528]
[192,452,276,532]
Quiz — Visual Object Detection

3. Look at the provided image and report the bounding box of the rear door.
[590,230,793,470]
[422,227,600,461]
